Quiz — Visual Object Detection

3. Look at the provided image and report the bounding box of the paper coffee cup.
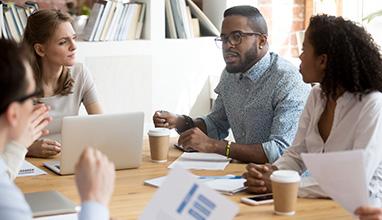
[148,128,170,163]
[270,170,301,216]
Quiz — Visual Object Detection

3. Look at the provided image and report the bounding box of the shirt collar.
[245,52,271,81]
[318,88,356,108]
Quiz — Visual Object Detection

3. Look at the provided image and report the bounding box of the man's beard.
[225,44,258,73]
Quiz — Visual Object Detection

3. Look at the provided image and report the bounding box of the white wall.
[76,38,225,126]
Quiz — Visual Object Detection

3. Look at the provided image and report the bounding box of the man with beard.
[153,6,310,163]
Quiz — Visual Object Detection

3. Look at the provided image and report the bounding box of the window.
[306,0,382,46]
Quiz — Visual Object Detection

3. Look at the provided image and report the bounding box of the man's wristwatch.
[176,115,195,134]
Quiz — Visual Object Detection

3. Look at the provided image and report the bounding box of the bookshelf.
[76,0,225,125]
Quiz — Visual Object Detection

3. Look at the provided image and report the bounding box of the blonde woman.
[23,10,102,158]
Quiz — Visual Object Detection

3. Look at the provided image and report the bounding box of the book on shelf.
[186,0,220,36]
[125,3,142,40]
[115,3,130,41]
[3,2,21,42]
[9,2,23,36]
[15,4,28,28]
[82,0,146,41]
[135,2,145,40]
[93,0,112,41]
[99,1,117,41]
[165,0,177,38]
[105,1,124,41]
[1,1,40,42]
[165,0,219,39]
[170,0,189,38]
[191,18,200,37]
[81,0,105,41]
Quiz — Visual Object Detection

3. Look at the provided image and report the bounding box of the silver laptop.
[24,191,77,217]
[44,112,144,175]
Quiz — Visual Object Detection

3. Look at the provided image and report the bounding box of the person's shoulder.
[361,91,382,105]
[69,63,90,80]
[269,53,304,83]
[69,63,85,74]
[269,52,299,73]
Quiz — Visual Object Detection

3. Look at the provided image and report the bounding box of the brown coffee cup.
[270,170,301,216]
[148,128,170,163]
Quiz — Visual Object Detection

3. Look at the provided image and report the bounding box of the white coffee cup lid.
[270,170,301,183]
[148,128,170,137]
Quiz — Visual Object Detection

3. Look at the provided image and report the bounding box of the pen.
[198,175,243,180]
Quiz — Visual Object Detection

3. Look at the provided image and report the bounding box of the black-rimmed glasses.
[0,90,41,114]
[214,31,266,48]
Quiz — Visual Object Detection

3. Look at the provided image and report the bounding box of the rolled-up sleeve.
[1,141,28,180]
[261,76,310,163]
[273,88,314,172]
[201,94,230,140]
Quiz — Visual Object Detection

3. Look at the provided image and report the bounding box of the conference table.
[16,138,352,219]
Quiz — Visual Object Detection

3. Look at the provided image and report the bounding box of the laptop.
[44,112,144,175]
[24,191,77,217]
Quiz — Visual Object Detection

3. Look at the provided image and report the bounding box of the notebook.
[24,191,78,217]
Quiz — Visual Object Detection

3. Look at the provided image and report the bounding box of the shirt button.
[246,89,249,92]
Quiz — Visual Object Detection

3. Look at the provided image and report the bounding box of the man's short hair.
[224,5,268,35]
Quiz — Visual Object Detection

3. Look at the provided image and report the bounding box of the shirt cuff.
[79,201,109,220]
[2,141,28,180]
[261,141,282,163]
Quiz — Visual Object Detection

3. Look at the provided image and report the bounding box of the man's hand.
[243,163,277,194]
[16,104,51,147]
[152,110,179,129]
[178,127,218,153]
[75,147,115,207]
[27,139,61,158]
[355,206,382,220]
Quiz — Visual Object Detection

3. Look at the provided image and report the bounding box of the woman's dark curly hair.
[307,14,382,99]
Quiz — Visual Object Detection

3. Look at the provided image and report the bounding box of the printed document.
[140,167,239,220]
[17,160,47,177]
[144,175,246,195]
[301,150,369,213]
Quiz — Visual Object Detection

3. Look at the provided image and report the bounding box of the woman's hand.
[27,139,61,158]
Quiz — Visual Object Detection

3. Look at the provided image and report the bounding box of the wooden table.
[16,139,352,219]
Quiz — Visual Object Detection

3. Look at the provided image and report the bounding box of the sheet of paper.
[168,152,230,170]
[204,178,246,195]
[140,167,239,220]
[301,150,369,213]
[18,160,47,177]
[144,175,246,195]
[34,213,77,220]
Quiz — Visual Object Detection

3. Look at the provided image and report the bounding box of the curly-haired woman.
[243,14,382,204]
